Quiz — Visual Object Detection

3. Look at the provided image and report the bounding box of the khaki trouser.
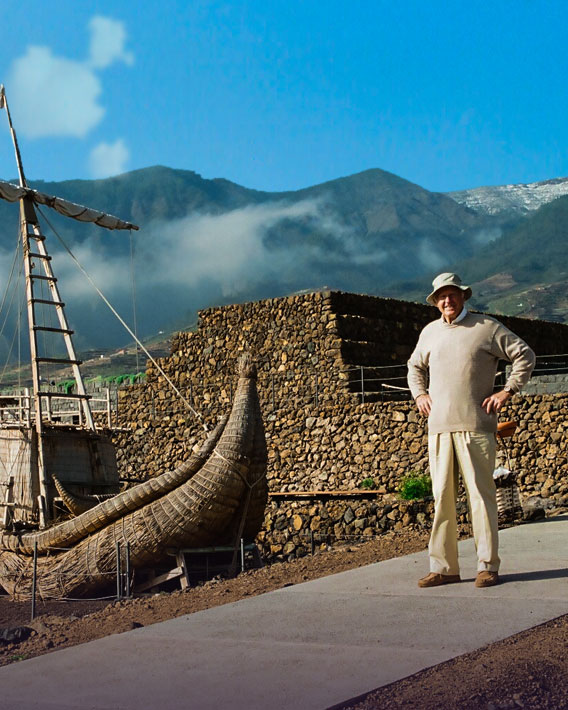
[428,431,499,575]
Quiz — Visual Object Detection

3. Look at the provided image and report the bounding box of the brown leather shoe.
[418,572,461,588]
[475,571,499,588]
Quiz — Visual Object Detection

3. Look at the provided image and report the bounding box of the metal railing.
[0,387,115,428]
[3,352,566,426]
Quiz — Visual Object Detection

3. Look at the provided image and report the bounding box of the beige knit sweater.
[407,312,535,434]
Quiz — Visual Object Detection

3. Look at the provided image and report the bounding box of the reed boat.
[0,86,267,598]
[0,355,267,599]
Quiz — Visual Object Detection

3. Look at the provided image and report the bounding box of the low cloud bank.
[54,197,389,344]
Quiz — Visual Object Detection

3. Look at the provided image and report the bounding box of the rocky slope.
[448,176,568,217]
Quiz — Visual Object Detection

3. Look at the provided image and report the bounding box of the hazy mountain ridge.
[0,166,565,359]
[386,195,568,323]
[0,166,490,348]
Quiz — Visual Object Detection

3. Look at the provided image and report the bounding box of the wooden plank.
[35,357,82,365]
[176,552,191,590]
[167,544,258,555]
[37,392,91,399]
[2,476,14,528]
[268,490,379,499]
[134,566,183,593]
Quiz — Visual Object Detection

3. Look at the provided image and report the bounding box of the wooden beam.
[268,490,380,499]
[134,566,183,593]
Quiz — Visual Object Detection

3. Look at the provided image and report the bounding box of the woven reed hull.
[53,477,122,516]
[0,363,267,600]
[0,415,229,556]
[226,396,268,542]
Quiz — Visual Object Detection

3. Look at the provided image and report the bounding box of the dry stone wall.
[113,291,568,561]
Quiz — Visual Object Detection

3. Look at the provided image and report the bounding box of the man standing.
[407,273,535,588]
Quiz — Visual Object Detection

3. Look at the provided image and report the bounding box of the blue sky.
[0,0,566,193]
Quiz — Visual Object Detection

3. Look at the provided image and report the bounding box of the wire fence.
[2,353,567,425]
[107,352,568,420]
[19,536,265,618]
[7,541,133,621]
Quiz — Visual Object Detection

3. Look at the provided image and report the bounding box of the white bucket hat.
[426,272,472,306]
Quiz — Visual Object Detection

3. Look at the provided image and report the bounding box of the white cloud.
[56,241,130,304]
[135,198,394,300]
[88,16,134,69]
[5,17,133,140]
[418,238,446,271]
[89,139,129,177]
[473,227,502,246]
[6,198,388,346]
[50,200,330,309]
[143,200,325,296]
[7,46,104,139]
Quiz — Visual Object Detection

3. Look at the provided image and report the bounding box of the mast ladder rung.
[28,253,52,260]
[37,392,91,400]
[30,274,57,282]
[30,298,65,307]
[35,357,82,365]
[33,325,74,335]
[27,233,46,241]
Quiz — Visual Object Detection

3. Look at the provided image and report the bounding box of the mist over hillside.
[386,195,568,323]
[0,166,564,360]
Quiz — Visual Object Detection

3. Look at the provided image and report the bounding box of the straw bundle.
[0,416,228,556]
[52,477,123,517]
[0,355,267,599]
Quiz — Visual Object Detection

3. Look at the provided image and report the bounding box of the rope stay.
[36,206,208,430]
[129,229,140,374]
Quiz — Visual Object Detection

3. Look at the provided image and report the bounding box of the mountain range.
[449,177,568,218]
[385,194,568,322]
[0,166,566,362]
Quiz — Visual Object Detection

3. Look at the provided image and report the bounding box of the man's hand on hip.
[481,389,511,414]
[415,394,432,416]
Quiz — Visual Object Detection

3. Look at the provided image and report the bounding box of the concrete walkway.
[1,515,566,710]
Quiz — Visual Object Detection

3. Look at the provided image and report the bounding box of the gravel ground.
[1,524,566,709]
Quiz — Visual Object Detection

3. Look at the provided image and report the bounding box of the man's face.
[435,286,465,323]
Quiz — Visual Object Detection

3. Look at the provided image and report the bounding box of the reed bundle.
[0,355,267,599]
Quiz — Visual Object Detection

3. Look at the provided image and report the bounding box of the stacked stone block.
[112,291,568,561]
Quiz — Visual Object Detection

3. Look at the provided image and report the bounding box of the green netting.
[57,373,146,391]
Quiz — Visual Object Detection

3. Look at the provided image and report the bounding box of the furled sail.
[0,179,138,231]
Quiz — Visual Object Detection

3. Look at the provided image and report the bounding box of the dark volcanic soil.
[1,525,566,709]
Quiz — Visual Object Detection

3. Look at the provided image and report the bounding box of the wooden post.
[24,388,31,426]
[125,542,131,598]
[2,476,14,529]
[106,388,112,428]
[31,542,38,621]
[116,542,122,601]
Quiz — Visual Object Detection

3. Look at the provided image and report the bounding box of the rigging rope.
[0,240,21,338]
[36,206,208,430]
[129,229,140,374]
[0,244,25,387]
[0,290,26,387]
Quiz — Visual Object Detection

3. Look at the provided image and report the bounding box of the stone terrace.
[112,291,568,560]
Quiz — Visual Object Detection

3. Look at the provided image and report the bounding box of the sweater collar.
[441,306,468,325]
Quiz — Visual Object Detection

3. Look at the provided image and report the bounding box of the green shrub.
[359,477,377,490]
[398,472,432,500]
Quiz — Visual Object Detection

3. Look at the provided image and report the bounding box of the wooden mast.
[1,86,97,527]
